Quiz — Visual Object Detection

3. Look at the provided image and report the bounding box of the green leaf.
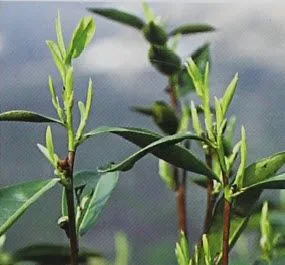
[143,21,167,45]
[158,159,175,190]
[168,23,215,36]
[221,73,238,117]
[178,103,190,133]
[55,11,66,59]
[0,179,59,236]
[115,231,130,265]
[46,40,65,80]
[178,43,210,97]
[223,115,236,156]
[46,126,55,163]
[78,171,119,236]
[234,126,247,189]
[148,45,181,76]
[0,110,63,125]
[14,244,102,265]
[142,2,155,23]
[37,144,57,168]
[186,58,204,98]
[67,16,95,61]
[83,127,218,180]
[234,152,285,216]
[88,8,145,30]
[61,170,102,216]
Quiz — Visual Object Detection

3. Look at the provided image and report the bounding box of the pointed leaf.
[169,23,215,36]
[88,8,145,30]
[84,127,218,180]
[190,101,203,136]
[78,171,119,236]
[221,73,238,117]
[0,179,59,236]
[67,16,95,61]
[56,11,66,59]
[234,152,285,216]
[223,115,236,156]
[143,21,167,45]
[142,2,155,23]
[14,244,101,265]
[46,40,65,79]
[178,43,210,97]
[0,110,63,125]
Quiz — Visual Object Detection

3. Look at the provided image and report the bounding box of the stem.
[65,151,78,265]
[222,172,231,265]
[203,153,214,233]
[167,75,188,237]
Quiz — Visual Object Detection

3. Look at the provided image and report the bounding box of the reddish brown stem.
[222,172,231,265]
[65,151,79,265]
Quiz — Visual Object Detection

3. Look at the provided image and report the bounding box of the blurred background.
[1,2,285,265]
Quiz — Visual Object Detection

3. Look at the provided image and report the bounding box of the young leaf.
[214,97,223,131]
[168,23,215,36]
[67,16,95,61]
[186,58,204,98]
[46,40,65,80]
[37,144,58,168]
[88,8,145,30]
[55,11,66,59]
[178,103,190,133]
[178,43,210,97]
[0,110,63,125]
[234,126,247,189]
[223,115,236,156]
[221,73,238,117]
[115,232,130,265]
[158,159,175,190]
[14,244,102,265]
[142,1,155,23]
[78,171,119,236]
[46,126,55,162]
[202,234,211,265]
[0,179,59,236]
[260,201,272,261]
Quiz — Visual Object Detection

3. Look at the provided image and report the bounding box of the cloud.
[0,33,4,55]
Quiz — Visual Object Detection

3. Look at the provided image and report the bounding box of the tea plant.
[2,4,285,265]
[88,2,285,265]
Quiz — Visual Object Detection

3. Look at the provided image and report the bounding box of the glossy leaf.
[83,126,217,180]
[78,171,119,236]
[67,16,95,60]
[14,244,101,265]
[88,8,145,30]
[168,23,215,36]
[234,152,285,216]
[0,179,59,236]
[0,110,63,125]
[178,43,210,97]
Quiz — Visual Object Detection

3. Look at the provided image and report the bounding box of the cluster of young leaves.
[0,14,120,262]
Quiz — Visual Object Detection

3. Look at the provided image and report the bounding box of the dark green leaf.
[168,23,215,36]
[0,110,63,125]
[148,45,181,76]
[178,43,210,97]
[88,8,145,30]
[143,21,167,45]
[0,179,59,236]
[82,127,218,180]
[78,171,119,236]
[234,152,285,216]
[14,244,102,265]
